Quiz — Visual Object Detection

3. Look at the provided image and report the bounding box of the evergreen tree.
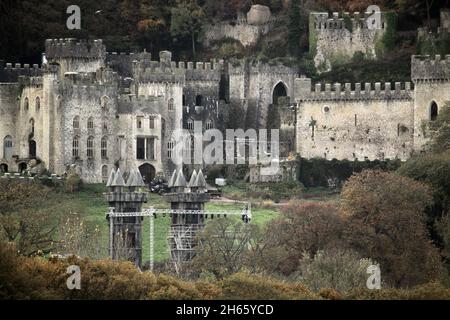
[287,0,302,58]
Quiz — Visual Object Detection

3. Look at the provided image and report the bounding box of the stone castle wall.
[203,21,271,47]
[412,55,450,150]
[296,81,415,161]
[310,11,388,72]
[228,59,298,127]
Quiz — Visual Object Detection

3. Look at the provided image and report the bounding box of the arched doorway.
[430,101,438,121]
[0,163,8,173]
[138,163,156,183]
[29,140,36,158]
[272,82,287,105]
[18,162,27,173]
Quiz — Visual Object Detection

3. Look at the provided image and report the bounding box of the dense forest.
[0,0,449,65]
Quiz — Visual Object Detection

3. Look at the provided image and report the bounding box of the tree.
[341,170,444,287]
[0,180,55,256]
[190,218,260,278]
[56,212,106,259]
[295,248,375,293]
[170,0,205,57]
[398,151,450,271]
[287,0,302,57]
[262,202,346,276]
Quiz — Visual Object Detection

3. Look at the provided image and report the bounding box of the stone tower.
[411,54,450,152]
[105,168,147,267]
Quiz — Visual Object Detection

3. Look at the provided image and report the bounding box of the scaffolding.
[107,205,251,272]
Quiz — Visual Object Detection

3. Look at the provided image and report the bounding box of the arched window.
[430,101,438,121]
[101,96,109,110]
[101,136,107,159]
[195,95,203,106]
[168,98,174,111]
[72,136,79,158]
[35,97,40,111]
[103,121,108,132]
[272,82,287,105]
[3,136,13,159]
[73,116,80,129]
[187,118,194,130]
[87,117,94,130]
[29,118,35,134]
[101,165,108,183]
[87,136,94,158]
[24,97,29,111]
[205,118,213,130]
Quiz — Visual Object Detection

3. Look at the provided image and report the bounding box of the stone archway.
[272,81,288,105]
[18,162,27,173]
[138,163,156,184]
[0,163,8,173]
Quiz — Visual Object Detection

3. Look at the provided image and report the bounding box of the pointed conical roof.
[126,170,136,187]
[111,168,125,187]
[194,169,206,187]
[168,169,177,188]
[188,169,198,187]
[106,169,116,187]
[173,168,187,187]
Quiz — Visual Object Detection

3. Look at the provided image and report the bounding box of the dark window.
[136,138,145,159]
[195,95,203,106]
[87,136,94,158]
[430,102,438,121]
[101,136,107,159]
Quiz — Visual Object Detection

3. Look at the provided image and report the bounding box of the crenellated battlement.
[411,54,450,81]
[45,38,106,60]
[299,81,413,102]
[3,63,41,70]
[0,63,42,82]
[310,11,387,30]
[133,51,222,83]
[61,68,118,85]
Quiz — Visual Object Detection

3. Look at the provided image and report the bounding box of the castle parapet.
[45,38,106,60]
[411,55,450,82]
[0,63,43,82]
[310,11,387,30]
[298,81,413,102]
[133,50,222,83]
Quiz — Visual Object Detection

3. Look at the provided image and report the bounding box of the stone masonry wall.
[296,81,414,161]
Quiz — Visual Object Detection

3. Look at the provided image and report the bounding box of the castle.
[0,9,449,183]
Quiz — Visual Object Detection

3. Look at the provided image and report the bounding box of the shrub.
[295,249,374,293]
[261,202,345,276]
[64,172,83,193]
